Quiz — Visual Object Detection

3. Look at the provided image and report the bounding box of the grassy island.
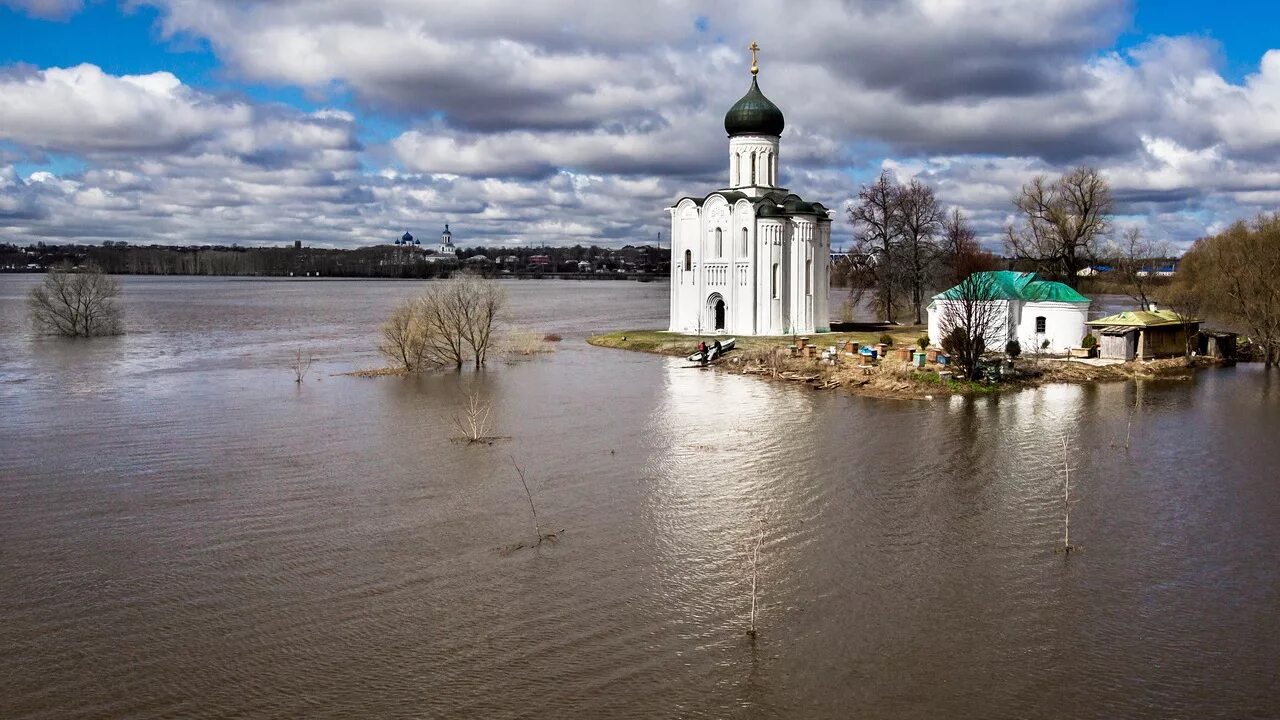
[587,329,1212,400]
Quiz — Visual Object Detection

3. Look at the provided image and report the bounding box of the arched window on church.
[750,152,757,185]
[714,228,723,258]
[683,249,692,272]
[771,263,779,299]
[805,259,812,295]
[740,228,748,258]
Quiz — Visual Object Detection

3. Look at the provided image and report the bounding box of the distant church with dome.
[668,43,831,336]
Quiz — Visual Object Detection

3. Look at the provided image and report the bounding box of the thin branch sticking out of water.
[290,348,314,384]
[746,517,766,638]
[510,456,560,549]
[1058,436,1077,555]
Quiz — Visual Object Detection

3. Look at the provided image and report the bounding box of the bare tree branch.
[1006,166,1113,287]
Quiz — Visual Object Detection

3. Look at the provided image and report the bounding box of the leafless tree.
[897,180,944,324]
[848,171,906,323]
[939,208,1000,287]
[1162,280,1204,361]
[937,272,1005,381]
[744,517,766,638]
[456,276,505,368]
[417,286,469,369]
[290,348,314,383]
[421,276,506,369]
[378,299,428,371]
[1105,227,1171,310]
[377,276,507,371]
[1006,166,1113,287]
[1176,215,1280,366]
[27,263,124,337]
[451,389,493,442]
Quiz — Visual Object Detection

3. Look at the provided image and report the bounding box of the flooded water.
[1,276,1278,719]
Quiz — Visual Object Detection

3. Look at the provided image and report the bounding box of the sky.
[3,0,1280,251]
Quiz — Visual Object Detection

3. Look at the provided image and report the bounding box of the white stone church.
[668,47,831,336]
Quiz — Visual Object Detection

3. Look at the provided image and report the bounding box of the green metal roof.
[1086,309,1200,327]
[724,76,785,137]
[935,271,1090,304]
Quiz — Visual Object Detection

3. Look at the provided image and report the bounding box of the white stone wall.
[1015,301,1089,353]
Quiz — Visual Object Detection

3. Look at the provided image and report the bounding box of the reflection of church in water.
[668,43,831,336]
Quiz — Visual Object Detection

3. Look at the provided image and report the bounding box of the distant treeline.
[1,242,670,278]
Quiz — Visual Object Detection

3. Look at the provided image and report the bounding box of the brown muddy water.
[1,276,1278,719]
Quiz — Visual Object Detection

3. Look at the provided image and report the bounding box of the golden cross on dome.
[748,41,760,76]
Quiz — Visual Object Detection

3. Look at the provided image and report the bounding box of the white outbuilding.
[926,271,1091,353]
[667,46,831,336]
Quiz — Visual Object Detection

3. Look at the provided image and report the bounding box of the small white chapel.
[668,43,831,336]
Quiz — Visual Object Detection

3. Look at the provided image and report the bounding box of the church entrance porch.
[706,293,727,333]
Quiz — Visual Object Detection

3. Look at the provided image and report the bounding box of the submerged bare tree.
[290,348,314,383]
[456,276,504,369]
[378,299,429,371]
[1006,166,1113,287]
[376,276,507,371]
[937,272,1005,381]
[28,263,124,337]
[451,389,494,443]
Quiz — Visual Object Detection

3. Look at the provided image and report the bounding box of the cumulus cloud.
[0,64,252,153]
[3,0,1280,250]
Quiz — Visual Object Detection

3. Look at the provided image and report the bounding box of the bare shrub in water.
[290,348,314,383]
[28,263,123,337]
[451,389,494,443]
[377,276,507,371]
[500,328,556,358]
[379,300,429,371]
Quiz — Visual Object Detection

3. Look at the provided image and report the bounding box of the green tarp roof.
[935,271,1090,304]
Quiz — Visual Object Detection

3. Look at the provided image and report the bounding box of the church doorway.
[707,293,727,332]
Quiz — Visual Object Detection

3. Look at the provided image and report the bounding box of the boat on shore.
[687,338,736,362]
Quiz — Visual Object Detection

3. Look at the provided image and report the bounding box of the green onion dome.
[724,76,785,137]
